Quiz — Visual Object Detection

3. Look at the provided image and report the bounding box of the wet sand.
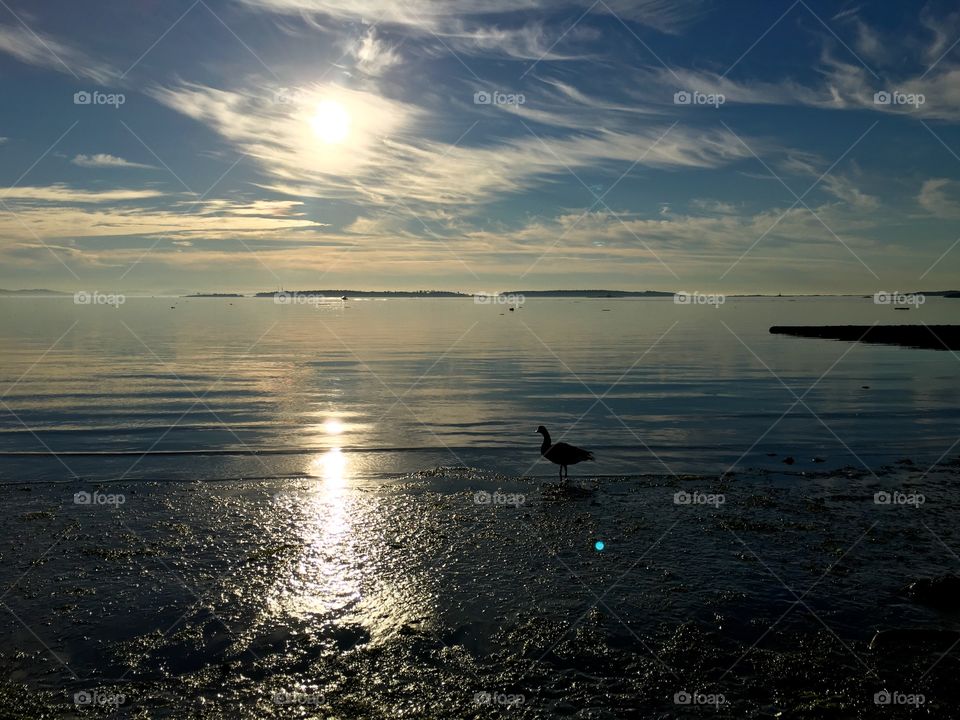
[2,462,960,718]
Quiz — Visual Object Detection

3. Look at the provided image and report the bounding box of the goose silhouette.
[536,425,594,481]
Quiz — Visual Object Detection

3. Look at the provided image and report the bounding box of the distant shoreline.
[2,289,958,299]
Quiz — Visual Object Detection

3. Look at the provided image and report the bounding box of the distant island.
[185,293,245,298]
[252,289,676,299]
[0,289,68,296]
[499,289,674,297]
[253,290,468,298]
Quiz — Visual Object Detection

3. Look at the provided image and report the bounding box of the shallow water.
[0,296,958,482]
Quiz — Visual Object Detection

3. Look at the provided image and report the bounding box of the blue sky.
[0,0,959,293]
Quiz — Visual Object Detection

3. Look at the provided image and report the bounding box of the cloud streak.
[71,154,158,170]
[0,23,115,83]
[151,79,759,209]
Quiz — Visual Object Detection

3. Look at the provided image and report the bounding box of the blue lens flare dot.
[594,540,605,551]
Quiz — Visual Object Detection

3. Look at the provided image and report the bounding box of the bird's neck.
[540,431,551,452]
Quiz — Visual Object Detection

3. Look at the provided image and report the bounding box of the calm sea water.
[0,296,957,482]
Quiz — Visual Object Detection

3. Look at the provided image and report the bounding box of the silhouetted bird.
[536,425,594,482]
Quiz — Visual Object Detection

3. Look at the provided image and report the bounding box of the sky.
[0,0,959,294]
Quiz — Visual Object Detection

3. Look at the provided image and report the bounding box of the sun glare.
[311,100,350,144]
[323,418,344,435]
[309,447,348,485]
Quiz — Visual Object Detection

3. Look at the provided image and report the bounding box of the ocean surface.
[2,296,960,717]
[0,295,957,483]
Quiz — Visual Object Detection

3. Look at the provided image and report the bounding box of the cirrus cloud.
[71,154,158,170]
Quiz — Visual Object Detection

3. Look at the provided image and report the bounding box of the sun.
[311,100,351,144]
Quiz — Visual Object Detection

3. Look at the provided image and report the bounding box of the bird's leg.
[558,466,563,483]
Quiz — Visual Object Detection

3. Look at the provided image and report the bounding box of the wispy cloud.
[239,0,706,54]
[151,79,758,209]
[1,185,163,203]
[349,27,402,75]
[71,154,158,170]
[638,58,960,121]
[0,194,320,243]
[0,23,115,83]
[918,178,960,219]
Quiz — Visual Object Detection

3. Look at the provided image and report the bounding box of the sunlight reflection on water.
[264,446,430,640]
[264,447,359,619]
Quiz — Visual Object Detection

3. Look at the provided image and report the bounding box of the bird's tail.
[585,450,595,462]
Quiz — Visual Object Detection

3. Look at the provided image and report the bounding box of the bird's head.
[536,425,548,435]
